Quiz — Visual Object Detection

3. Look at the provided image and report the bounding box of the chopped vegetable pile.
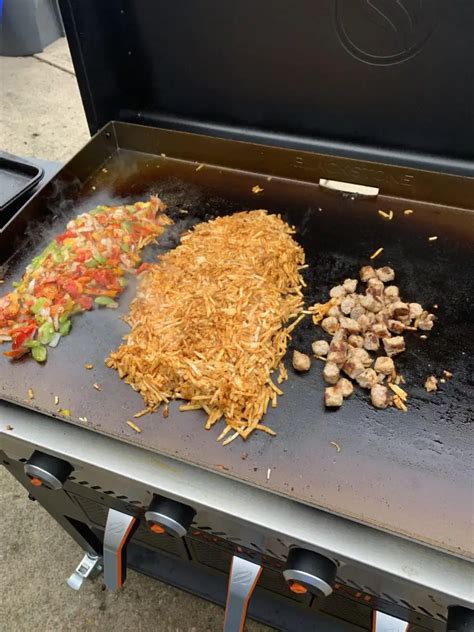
[0,196,172,361]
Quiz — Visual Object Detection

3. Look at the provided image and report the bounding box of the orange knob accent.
[149,522,166,535]
[289,581,308,594]
[30,477,43,487]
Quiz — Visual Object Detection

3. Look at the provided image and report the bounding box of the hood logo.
[335,0,438,65]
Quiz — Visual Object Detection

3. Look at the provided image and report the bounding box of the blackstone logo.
[335,0,438,65]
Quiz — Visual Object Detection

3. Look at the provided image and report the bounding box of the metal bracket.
[103,508,138,592]
[319,178,379,199]
[223,556,262,632]
[67,552,103,591]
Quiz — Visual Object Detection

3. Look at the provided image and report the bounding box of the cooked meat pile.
[310,266,436,410]
[107,210,305,444]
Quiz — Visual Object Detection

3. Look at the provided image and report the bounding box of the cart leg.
[223,556,262,632]
[67,552,103,590]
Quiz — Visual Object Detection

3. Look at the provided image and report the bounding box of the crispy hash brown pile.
[106,210,306,444]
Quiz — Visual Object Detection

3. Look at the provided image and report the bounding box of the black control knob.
[447,606,474,632]
[283,548,337,597]
[145,495,196,538]
[24,450,73,490]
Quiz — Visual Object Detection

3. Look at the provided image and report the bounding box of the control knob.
[24,450,73,490]
[447,606,474,632]
[145,495,196,537]
[283,547,337,597]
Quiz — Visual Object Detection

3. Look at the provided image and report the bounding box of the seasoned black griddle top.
[1,146,473,558]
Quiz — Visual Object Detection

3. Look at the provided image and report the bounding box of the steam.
[1,173,208,288]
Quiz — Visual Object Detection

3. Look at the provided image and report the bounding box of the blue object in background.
[0,0,64,56]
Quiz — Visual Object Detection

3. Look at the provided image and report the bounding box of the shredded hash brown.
[106,210,305,444]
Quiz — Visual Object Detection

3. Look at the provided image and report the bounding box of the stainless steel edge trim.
[1,405,473,606]
[282,569,333,597]
[23,463,63,490]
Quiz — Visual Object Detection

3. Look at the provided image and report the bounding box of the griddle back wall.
[61,0,474,167]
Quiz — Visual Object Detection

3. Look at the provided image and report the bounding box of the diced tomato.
[74,250,92,263]
[76,295,93,310]
[92,269,116,287]
[60,279,83,298]
[36,283,59,300]
[11,323,37,350]
[56,230,76,243]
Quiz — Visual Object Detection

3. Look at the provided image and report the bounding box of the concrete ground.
[0,38,270,632]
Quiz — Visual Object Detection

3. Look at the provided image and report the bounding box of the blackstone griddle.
[1,2,473,631]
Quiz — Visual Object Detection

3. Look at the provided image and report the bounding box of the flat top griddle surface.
[1,149,473,558]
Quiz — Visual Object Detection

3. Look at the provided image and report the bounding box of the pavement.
[0,38,270,632]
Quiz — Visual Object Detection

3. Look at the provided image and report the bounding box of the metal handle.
[223,556,262,632]
[103,508,137,591]
[372,611,409,632]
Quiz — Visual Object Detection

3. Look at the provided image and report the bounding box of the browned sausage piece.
[327,351,347,368]
[323,361,340,385]
[325,386,344,408]
[292,350,311,372]
[350,347,373,367]
[343,278,358,293]
[360,266,377,282]
[350,304,366,320]
[340,296,356,315]
[329,285,347,299]
[312,340,329,357]
[409,302,423,320]
[375,266,395,282]
[384,285,400,302]
[343,359,365,379]
[383,336,406,357]
[356,368,378,389]
[336,378,354,398]
[389,301,410,322]
[348,334,364,348]
[370,384,391,408]
[374,356,395,375]
[367,278,385,299]
[321,316,339,335]
[372,323,390,338]
[339,316,361,335]
[387,319,405,334]
[363,332,380,351]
